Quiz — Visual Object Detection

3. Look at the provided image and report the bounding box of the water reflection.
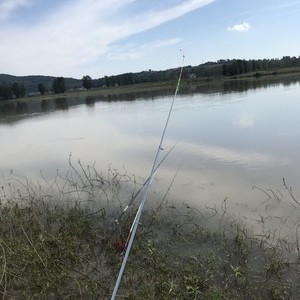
[55,98,68,111]
[177,142,290,170]
[85,96,95,107]
[16,102,29,114]
[41,100,49,112]
[0,101,28,115]
[192,76,300,95]
[0,76,299,124]
[0,101,30,123]
[0,76,300,242]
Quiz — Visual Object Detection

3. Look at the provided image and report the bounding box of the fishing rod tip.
[179,49,185,59]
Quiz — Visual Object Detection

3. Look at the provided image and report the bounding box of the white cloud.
[227,22,251,32]
[107,38,182,61]
[0,0,32,20]
[0,0,216,77]
[127,0,216,32]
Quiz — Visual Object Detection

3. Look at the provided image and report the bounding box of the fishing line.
[111,51,185,300]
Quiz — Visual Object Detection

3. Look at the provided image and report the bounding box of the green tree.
[104,76,110,87]
[222,64,228,76]
[38,83,46,95]
[82,75,93,89]
[12,82,26,98]
[52,77,65,94]
[0,83,13,100]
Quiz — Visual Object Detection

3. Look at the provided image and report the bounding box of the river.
[1,77,300,239]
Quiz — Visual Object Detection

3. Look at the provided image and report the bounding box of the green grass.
[1,163,300,299]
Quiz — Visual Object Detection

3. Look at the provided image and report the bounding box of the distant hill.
[0,74,82,95]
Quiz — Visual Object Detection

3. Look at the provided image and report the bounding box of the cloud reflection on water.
[233,113,255,129]
[176,141,290,170]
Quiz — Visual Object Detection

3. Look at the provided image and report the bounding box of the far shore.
[2,67,300,105]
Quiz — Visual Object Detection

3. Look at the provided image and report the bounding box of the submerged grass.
[0,163,300,299]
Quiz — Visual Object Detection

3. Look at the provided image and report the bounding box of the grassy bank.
[0,163,300,299]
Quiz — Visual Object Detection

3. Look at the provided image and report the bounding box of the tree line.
[0,82,26,100]
[1,55,300,100]
[0,77,67,100]
[93,55,300,88]
[0,75,95,100]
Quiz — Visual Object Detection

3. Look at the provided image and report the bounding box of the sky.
[0,0,300,79]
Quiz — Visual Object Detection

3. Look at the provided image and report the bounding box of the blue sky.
[0,0,300,78]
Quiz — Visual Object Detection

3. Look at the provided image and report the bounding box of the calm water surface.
[1,79,300,235]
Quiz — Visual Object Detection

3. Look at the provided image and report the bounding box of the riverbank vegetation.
[0,162,300,299]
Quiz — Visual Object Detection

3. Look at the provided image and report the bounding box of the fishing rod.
[114,142,177,251]
[83,143,176,226]
[111,51,185,300]
[115,142,177,225]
